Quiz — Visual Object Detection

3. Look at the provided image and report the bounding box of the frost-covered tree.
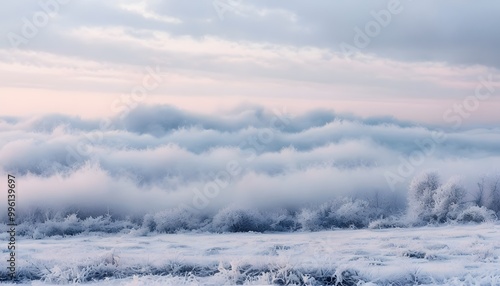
[334,198,371,228]
[407,172,465,224]
[407,172,440,223]
[487,177,500,213]
[474,177,487,207]
[297,208,323,231]
[473,175,500,214]
[432,179,465,222]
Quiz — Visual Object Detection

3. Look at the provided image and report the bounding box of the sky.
[1,1,500,219]
[0,0,499,124]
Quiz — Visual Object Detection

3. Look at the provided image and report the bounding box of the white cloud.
[1,105,500,217]
[119,2,182,24]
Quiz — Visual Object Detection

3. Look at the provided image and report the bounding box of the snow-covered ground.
[3,223,500,285]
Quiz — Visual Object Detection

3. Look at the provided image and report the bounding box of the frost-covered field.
[3,223,500,285]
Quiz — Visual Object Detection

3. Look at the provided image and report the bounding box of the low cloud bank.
[1,105,499,235]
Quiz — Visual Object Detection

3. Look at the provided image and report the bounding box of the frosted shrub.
[297,208,322,231]
[432,180,466,222]
[457,206,497,223]
[15,222,36,237]
[33,214,84,238]
[22,208,64,224]
[488,177,500,213]
[211,205,269,232]
[142,213,157,232]
[476,176,500,214]
[30,213,136,238]
[266,209,298,231]
[153,208,205,233]
[82,215,112,232]
[82,215,135,233]
[334,198,371,228]
[298,198,376,230]
[298,200,341,230]
[62,214,85,235]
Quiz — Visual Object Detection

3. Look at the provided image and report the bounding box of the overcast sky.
[0,0,499,124]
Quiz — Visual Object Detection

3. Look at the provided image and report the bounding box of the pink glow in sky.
[0,1,499,126]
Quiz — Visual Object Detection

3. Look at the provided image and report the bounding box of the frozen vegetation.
[1,172,499,284]
[1,224,500,285]
[2,171,498,239]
